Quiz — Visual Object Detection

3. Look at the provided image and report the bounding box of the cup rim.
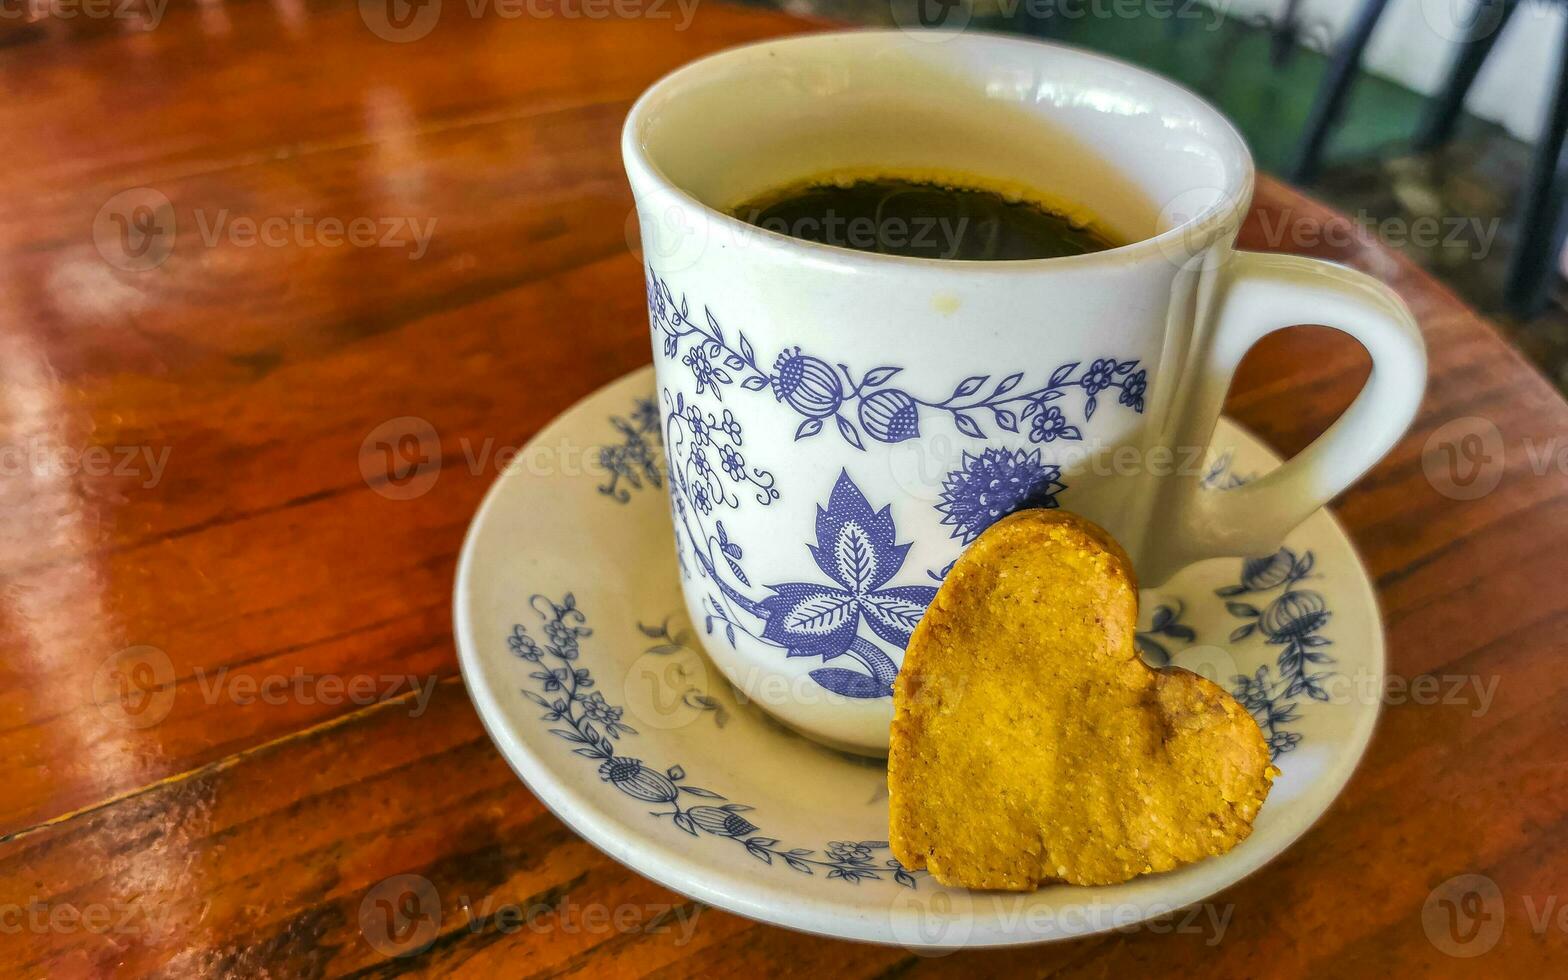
[621,28,1255,271]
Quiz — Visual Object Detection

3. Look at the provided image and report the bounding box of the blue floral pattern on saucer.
[511,592,925,888]
[596,395,663,503]
[1217,547,1338,759]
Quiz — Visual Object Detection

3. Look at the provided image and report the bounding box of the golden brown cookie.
[888,509,1277,890]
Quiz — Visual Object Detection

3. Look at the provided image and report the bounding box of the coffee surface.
[732,176,1120,261]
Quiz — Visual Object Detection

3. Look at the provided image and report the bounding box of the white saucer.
[454,366,1384,948]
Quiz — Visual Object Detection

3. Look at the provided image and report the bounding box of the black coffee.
[732,176,1120,261]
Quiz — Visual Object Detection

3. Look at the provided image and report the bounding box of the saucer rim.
[453,365,1384,948]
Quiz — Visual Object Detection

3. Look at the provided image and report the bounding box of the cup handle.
[1144,250,1427,585]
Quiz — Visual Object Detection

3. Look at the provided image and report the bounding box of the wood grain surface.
[1,4,1565,977]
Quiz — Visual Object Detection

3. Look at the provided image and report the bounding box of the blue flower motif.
[1081,358,1117,395]
[1119,369,1147,411]
[690,481,713,515]
[544,618,583,658]
[771,347,843,418]
[718,444,746,481]
[508,625,543,661]
[631,396,660,434]
[1219,547,1314,595]
[1260,590,1330,642]
[857,388,920,443]
[1232,667,1272,712]
[1134,600,1196,665]
[827,840,874,863]
[683,404,710,445]
[756,471,938,663]
[683,347,719,395]
[1029,405,1080,443]
[598,757,679,803]
[579,691,621,726]
[1267,730,1303,756]
[687,805,760,837]
[936,448,1065,544]
[718,409,742,443]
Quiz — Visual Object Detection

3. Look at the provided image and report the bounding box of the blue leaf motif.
[952,375,988,399]
[796,417,823,440]
[754,472,930,674]
[757,583,858,657]
[809,471,905,591]
[834,522,879,593]
[859,586,937,644]
[952,412,984,439]
[809,667,892,699]
[835,415,865,451]
[780,591,857,634]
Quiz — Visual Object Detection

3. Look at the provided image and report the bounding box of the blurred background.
[740,0,1568,392]
[8,0,1565,388]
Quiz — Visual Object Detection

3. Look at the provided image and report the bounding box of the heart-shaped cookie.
[888,509,1276,890]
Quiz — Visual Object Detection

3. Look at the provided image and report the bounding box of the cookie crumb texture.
[888,509,1277,890]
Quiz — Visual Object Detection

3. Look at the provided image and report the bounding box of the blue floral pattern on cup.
[647,271,1146,450]
[643,273,1345,733]
[663,389,779,514]
[935,447,1065,544]
[756,472,939,699]
[598,405,1345,765]
[511,592,925,887]
[645,269,1151,698]
[666,461,936,699]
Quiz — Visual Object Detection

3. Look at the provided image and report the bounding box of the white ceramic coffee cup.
[622,29,1425,756]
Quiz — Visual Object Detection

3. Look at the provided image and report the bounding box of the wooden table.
[2,4,1565,976]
